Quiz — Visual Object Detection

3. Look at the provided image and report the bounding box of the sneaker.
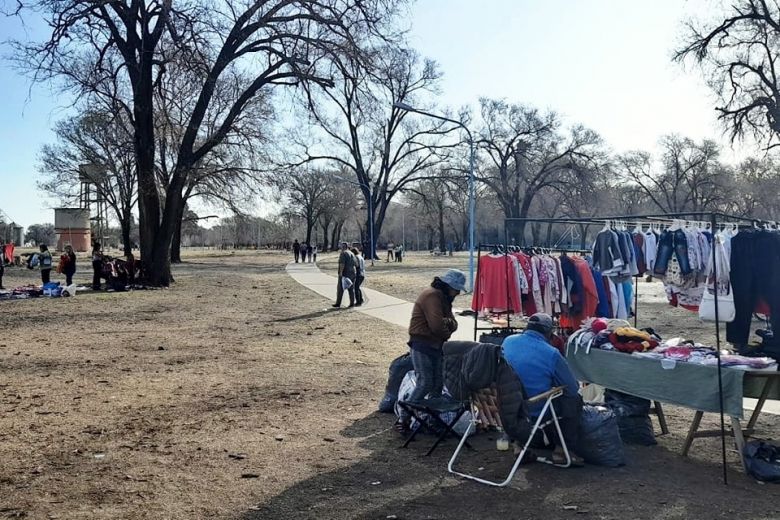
[331,304,341,308]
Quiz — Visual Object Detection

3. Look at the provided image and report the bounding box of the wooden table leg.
[653,401,670,435]
[682,410,704,457]
[731,416,748,474]
[746,377,775,431]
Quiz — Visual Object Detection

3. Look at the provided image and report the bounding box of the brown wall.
[56,229,91,252]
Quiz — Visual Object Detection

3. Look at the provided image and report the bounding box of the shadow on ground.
[242,412,780,520]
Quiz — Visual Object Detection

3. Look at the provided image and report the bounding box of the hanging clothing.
[643,230,658,273]
[727,230,780,346]
[471,254,523,314]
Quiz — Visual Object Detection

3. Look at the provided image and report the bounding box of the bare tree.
[38,109,138,255]
[618,135,731,213]
[733,156,780,219]
[11,0,401,285]
[475,98,605,243]
[271,168,332,245]
[295,45,460,258]
[676,1,780,147]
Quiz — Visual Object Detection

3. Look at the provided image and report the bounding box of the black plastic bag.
[378,353,414,413]
[744,440,780,482]
[577,405,626,467]
[604,389,656,446]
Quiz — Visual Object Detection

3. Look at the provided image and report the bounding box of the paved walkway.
[286,261,779,417]
[285,261,478,341]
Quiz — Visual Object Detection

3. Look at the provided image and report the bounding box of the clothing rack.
[503,211,771,486]
[472,244,591,340]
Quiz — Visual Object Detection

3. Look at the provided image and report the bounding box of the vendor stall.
[476,211,780,483]
[565,342,780,471]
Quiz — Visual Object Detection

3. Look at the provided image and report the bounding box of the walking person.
[39,244,53,284]
[307,243,313,262]
[0,240,4,290]
[386,241,394,262]
[406,269,465,404]
[91,242,103,290]
[59,245,77,286]
[351,247,365,306]
[333,242,356,308]
[312,244,318,262]
[300,242,307,263]
[293,239,301,263]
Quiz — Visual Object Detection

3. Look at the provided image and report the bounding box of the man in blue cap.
[406,269,465,404]
[503,313,584,466]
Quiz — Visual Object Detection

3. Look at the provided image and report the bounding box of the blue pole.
[468,138,476,292]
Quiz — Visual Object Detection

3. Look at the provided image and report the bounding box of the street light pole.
[393,101,476,291]
[329,172,374,267]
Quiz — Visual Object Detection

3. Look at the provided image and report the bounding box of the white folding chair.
[447,385,571,487]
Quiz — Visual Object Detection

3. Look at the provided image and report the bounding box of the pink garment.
[471,255,523,313]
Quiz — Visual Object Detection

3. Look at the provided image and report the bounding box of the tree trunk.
[335,222,344,248]
[305,213,314,245]
[530,223,541,246]
[170,202,186,264]
[134,81,163,282]
[121,215,132,257]
[321,221,330,251]
[437,204,446,252]
[330,225,338,251]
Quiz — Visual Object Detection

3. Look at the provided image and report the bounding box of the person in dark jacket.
[406,269,466,404]
[503,313,584,466]
[0,240,4,290]
[333,242,356,308]
[38,244,53,284]
[292,239,301,263]
[91,242,103,290]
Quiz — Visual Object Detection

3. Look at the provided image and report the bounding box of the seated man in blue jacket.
[502,313,584,466]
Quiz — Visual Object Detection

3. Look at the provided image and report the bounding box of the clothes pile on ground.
[0,284,43,300]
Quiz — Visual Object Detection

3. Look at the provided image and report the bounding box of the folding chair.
[397,398,471,456]
[448,385,571,487]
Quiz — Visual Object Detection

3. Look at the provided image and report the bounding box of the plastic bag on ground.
[744,440,780,482]
[577,404,626,467]
[604,389,657,446]
[378,353,414,413]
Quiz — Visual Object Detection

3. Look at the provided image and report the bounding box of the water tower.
[53,163,108,252]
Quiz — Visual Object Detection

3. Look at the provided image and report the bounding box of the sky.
[0,0,745,230]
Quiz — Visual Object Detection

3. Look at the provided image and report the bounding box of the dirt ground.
[2,250,779,520]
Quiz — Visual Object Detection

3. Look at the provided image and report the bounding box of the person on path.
[351,247,365,306]
[307,243,313,262]
[300,242,307,263]
[406,269,465,404]
[502,313,585,466]
[386,241,394,262]
[0,240,4,290]
[39,244,53,285]
[312,244,318,262]
[293,239,301,263]
[91,242,103,290]
[59,245,77,286]
[333,242,356,308]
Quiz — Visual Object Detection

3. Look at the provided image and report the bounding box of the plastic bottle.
[496,431,510,451]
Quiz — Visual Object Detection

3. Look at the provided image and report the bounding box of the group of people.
[6,241,133,292]
[333,242,366,308]
[386,241,404,262]
[292,239,317,263]
[403,268,585,467]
